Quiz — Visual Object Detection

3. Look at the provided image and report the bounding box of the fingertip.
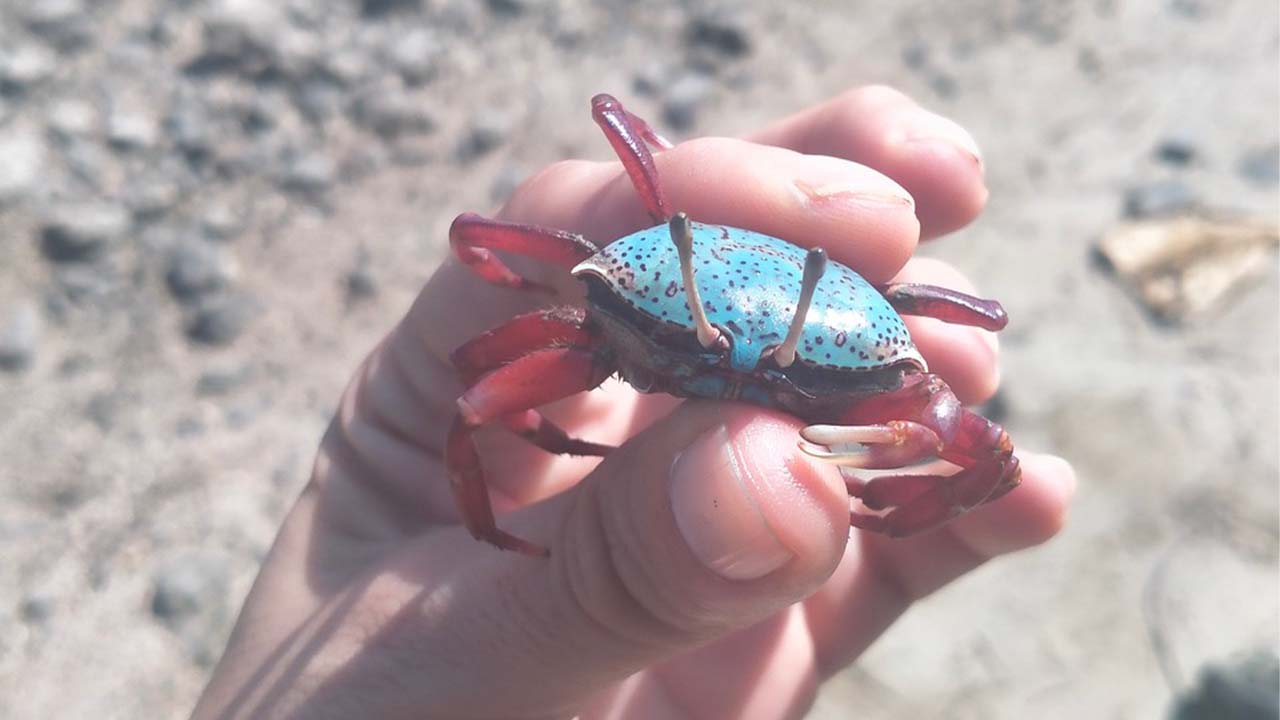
[951,451,1077,558]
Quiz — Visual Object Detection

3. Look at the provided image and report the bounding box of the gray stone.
[186,292,256,345]
[360,0,423,17]
[387,28,440,84]
[1237,143,1279,187]
[193,0,286,77]
[279,150,335,194]
[47,99,99,141]
[0,301,40,372]
[40,203,132,262]
[1122,179,1196,219]
[167,100,214,156]
[151,550,232,666]
[19,592,55,623]
[486,0,541,16]
[125,179,181,219]
[662,71,713,131]
[107,110,160,151]
[166,242,235,302]
[1155,135,1197,166]
[0,128,45,203]
[345,253,377,302]
[23,0,93,52]
[1173,647,1279,720]
[456,113,512,161]
[0,44,58,91]
[201,202,245,241]
[196,365,249,395]
[687,10,753,59]
[350,84,437,138]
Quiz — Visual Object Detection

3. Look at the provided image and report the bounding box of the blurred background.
[0,0,1276,718]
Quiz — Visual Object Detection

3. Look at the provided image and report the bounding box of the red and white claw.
[798,420,942,468]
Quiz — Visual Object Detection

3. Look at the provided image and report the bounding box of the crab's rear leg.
[450,213,600,293]
[879,283,1009,331]
[451,307,616,458]
[447,345,614,555]
[803,374,1020,537]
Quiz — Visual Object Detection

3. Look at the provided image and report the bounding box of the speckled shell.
[572,221,926,373]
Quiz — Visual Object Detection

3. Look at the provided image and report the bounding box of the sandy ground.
[0,1,1276,718]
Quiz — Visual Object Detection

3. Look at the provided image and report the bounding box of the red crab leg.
[806,373,1020,537]
[446,347,614,556]
[450,306,614,457]
[450,212,599,293]
[878,283,1009,331]
[591,93,670,222]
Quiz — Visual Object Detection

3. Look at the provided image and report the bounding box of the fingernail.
[902,113,984,168]
[791,156,914,210]
[670,426,794,580]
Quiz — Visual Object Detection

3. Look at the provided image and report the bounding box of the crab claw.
[798,421,943,469]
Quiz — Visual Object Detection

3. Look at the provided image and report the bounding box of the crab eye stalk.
[669,212,726,350]
[773,247,827,368]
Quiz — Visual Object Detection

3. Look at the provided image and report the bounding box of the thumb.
[395,402,851,718]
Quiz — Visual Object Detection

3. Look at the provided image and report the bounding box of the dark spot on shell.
[665,281,679,297]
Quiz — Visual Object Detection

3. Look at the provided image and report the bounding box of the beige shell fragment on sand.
[1096,215,1278,322]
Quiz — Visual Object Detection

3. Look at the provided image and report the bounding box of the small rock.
[47,98,98,141]
[85,391,118,431]
[196,365,249,395]
[186,292,256,345]
[125,179,181,219]
[345,253,377,302]
[1237,143,1279,187]
[360,0,423,17]
[167,100,214,157]
[1155,135,1198,166]
[0,128,45,203]
[166,241,235,302]
[322,48,372,87]
[456,112,512,161]
[632,61,670,97]
[687,10,753,59]
[279,150,335,194]
[0,301,40,372]
[192,0,286,77]
[200,202,245,241]
[0,44,58,91]
[387,28,440,84]
[1123,179,1196,219]
[151,550,232,666]
[23,0,93,52]
[39,202,132,262]
[486,0,541,15]
[1173,648,1279,720]
[662,71,713,131]
[350,84,436,138]
[107,110,159,151]
[20,592,55,623]
[901,40,930,70]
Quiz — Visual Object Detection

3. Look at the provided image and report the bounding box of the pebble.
[687,10,753,58]
[151,550,231,666]
[662,70,713,131]
[350,84,437,138]
[0,44,58,91]
[1155,135,1197,166]
[200,201,245,241]
[39,202,132,262]
[456,112,512,161]
[107,110,160,151]
[1173,648,1279,719]
[20,592,55,623]
[486,0,542,16]
[125,178,181,220]
[279,150,335,194]
[360,0,423,17]
[1237,143,1279,187]
[0,128,45,203]
[186,292,255,345]
[166,241,235,302]
[345,252,377,302]
[194,0,285,77]
[0,301,41,372]
[167,100,214,157]
[387,28,440,84]
[196,365,249,395]
[23,0,93,52]
[47,99,99,141]
[1122,179,1196,219]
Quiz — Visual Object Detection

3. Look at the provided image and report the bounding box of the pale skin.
[192,85,1076,720]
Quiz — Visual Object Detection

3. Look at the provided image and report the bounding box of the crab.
[445,94,1020,556]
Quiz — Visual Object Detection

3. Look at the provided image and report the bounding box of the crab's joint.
[772,247,827,368]
[669,212,728,351]
[798,421,942,469]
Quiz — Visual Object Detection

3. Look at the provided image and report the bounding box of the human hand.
[192,86,1075,720]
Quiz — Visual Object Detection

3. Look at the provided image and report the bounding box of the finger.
[802,451,1076,674]
[298,403,851,719]
[894,257,1002,404]
[746,85,987,240]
